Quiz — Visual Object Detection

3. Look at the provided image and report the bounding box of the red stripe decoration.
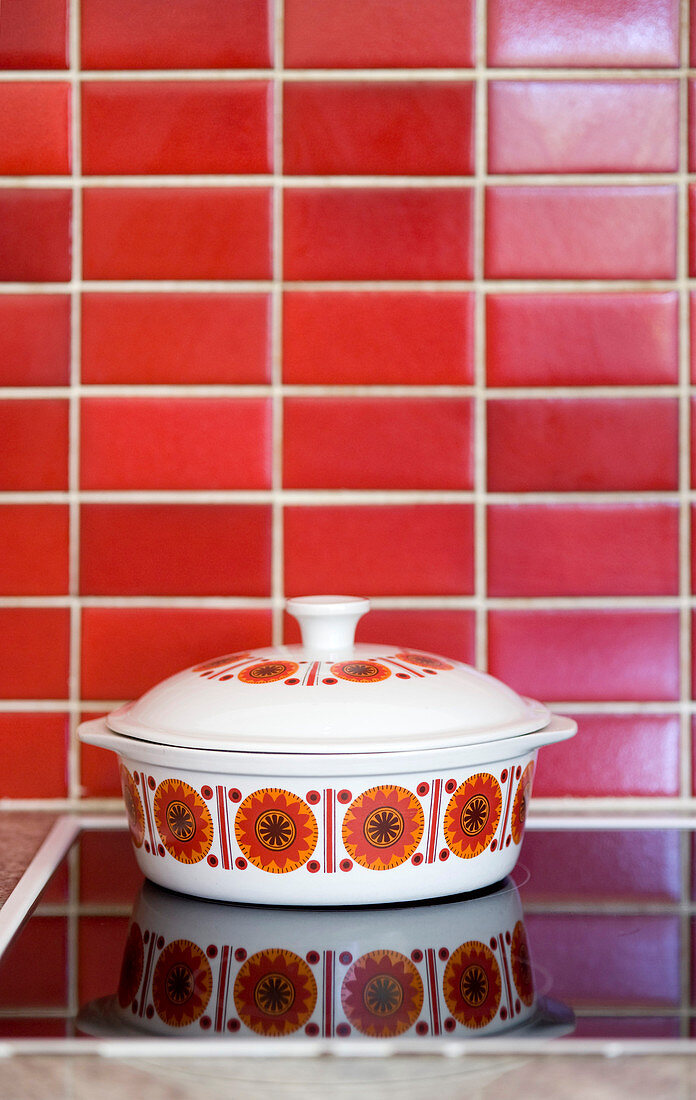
[384,658,426,677]
[215,945,231,1031]
[426,778,442,863]
[325,788,335,873]
[498,934,515,1018]
[139,929,158,1017]
[140,773,158,853]
[499,771,514,848]
[216,785,231,869]
[323,950,334,1036]
[306,660,321,686]
[426,949,441,1035]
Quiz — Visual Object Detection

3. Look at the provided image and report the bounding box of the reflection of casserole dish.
[78,877,574,1043]
[79,596,576,906]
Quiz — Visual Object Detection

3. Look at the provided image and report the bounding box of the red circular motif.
[511,920,534,1007]
[238,661,300,685]
[330,661,391,684]
[153,779,214,864]
[235,788,317,873]
[342,785,424,871]
[341,950,423,1038]
[193,652,251,672]
[234,949,317,1037]
[443,773,502,860]
[443,942,502,1030]
[511,762,534,845]
[119,764,144,849]
[152,939,212,1028]
[394,651,454,671]
[117,922,144,1008]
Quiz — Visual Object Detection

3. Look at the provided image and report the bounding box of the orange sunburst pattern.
[238,660,299,684]
[443,772,502,859]
[394,651,453,670]
[152,939,212,1028]
[153,778,214,864]
[443,941,502,1030]
[119,764,144,849]
[234,948,317,1036]
[341,950,423,1037]
[234,788,317,873]
[511,920,535,1007]
[330,660,391,683]
[511,762,534,845]
[117,922,144,1008]
[342,785,424,870]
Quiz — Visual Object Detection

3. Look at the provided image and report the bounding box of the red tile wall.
[0,0,693,808]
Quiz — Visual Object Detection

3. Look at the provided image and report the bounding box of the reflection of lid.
[106,596,569,754]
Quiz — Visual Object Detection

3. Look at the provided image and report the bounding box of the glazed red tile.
[80,505,271,596]
[0,296,70,387]
[525,915,680,1007]
[0,83,70,175]
[487,293,678,388]
[81,0,271,69]
[0,507,69,595]
[488,0,679,67]
[687,188,696,277]
[81,608,272,700]
[283,292,473,385]
[574,1019,681,1039]
[488,504,679,598]
[0,609,69,699]
[80,398,271,490]
[488,399,678,492]
[0,400,69,490]
[0,191,71,282]
[0,918,67,1007]
[284,189,473,281]
[79,832,143,905]
[284,83,474,176]
[534,714,680,798]
[486,187,677,280]
[284,505,474,596]
[0,713,68,798]
[487,611,680,702]
[489,81,678,175]
[82,189,271,281]
[521,829,681,902]
[284,0,474,68]
[0,0,68,68]
[82,82,271,176]
[284,609,476,666]
[78,916,130,1004]
[81,293,270,385]
[283,398,473,490]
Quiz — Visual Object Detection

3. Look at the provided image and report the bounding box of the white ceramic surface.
[78,876,574,1043]
[78,596,577,906]
[105,596,551,753]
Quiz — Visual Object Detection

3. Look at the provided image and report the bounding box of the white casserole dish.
[79,596,576,906]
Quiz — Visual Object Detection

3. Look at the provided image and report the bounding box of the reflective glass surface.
[0,823,691,1044]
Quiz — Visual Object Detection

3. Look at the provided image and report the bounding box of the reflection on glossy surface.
[76,870,572,1043]
[4,823,694,1044]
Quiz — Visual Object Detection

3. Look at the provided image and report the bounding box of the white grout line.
[0,383,688,398]
[0,278,688,292]
[271,0,285,639]
[2,67,696,81]
[0,173,693,187]
[473,0,488,671]
[67,0,83,805]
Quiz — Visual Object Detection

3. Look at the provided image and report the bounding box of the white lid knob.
[286,595,370,654]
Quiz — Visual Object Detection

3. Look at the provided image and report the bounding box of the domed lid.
[106,596,551,754]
